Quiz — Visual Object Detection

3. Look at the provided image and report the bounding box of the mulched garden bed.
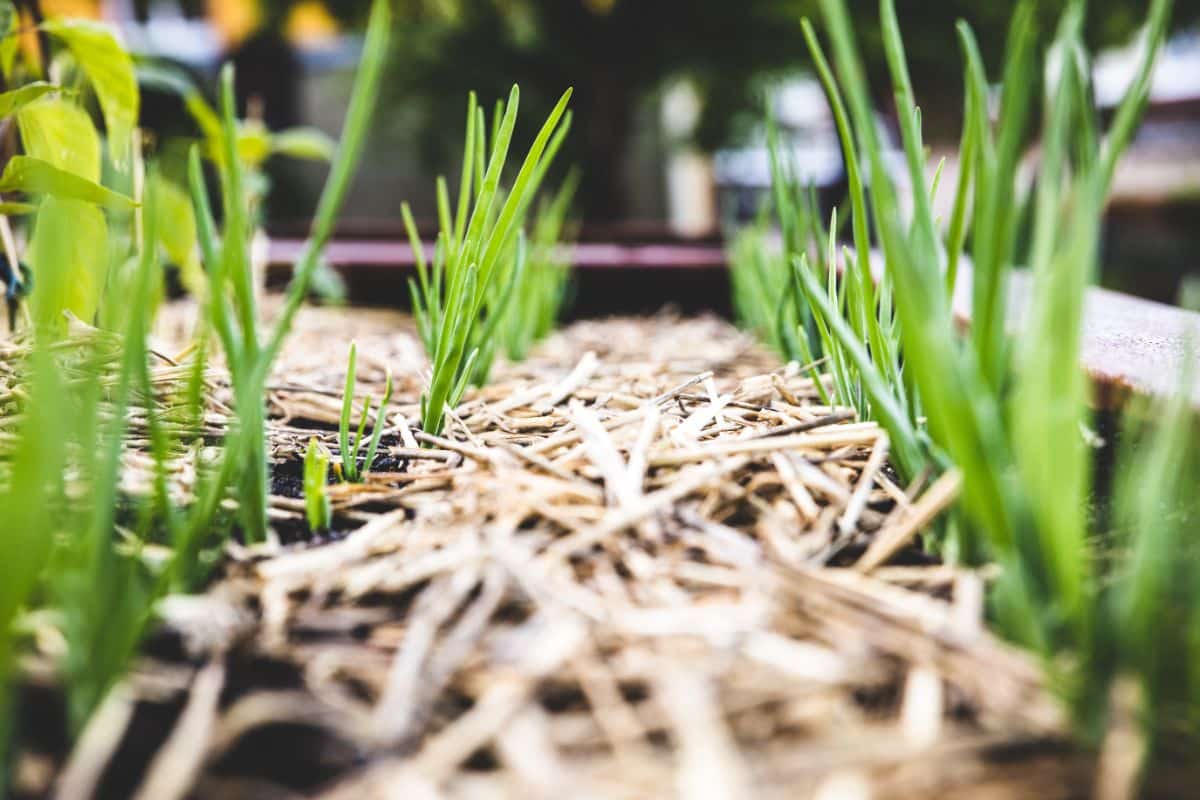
[9,304,1120,799]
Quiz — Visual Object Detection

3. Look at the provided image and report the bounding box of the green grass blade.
[187,146,239,365]
[340,341,358,481]
[1098,0,1172,193]
[453,92,478,250]
[361,370,393,478]
[793,254,926,478]
[966,2,1037,390]
[260,0,391,369]
[474,88,573,297]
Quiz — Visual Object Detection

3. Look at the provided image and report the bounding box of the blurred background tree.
[24,0,1197,295]
[251,0,1195,220]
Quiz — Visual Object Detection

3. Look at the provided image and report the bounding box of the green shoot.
[728,215,794,359]
[0,341,69,788]
[0,166,162,775]
[958,3,1038,392]
[727,171,820,368]
[792,252,928,481]
[795,0,1174,747]
[404,85,573,437]
[338,341,394,482]
[731,22,928,480]
[501,170,580,361]
[185,0,391,540]
[304,438,333,533]
[53,173,161,733]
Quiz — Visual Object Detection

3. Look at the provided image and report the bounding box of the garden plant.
[732,0,1195,760]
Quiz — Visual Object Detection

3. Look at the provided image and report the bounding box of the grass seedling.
[404,86,572,437]
[52,174,162,733]
[0,0,389,783]
[799,0,1174,749]
[729,215,787,357]
[727,180,820,366]
[186,0,390,540]
[0,340,71,790]
[304,437,333,533]
[501,170,580,361]
[734,42,926,479]
[338,341,393,482]
[0,168,162,783]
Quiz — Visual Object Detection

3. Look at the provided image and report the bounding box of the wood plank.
[955,270,1200,410]
[267,238,726,271]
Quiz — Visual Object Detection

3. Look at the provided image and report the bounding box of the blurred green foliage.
[260,0,1196,218]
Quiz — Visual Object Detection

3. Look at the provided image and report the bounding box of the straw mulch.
[12,305,1103,799]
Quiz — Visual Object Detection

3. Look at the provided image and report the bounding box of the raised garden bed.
[1,304,1119,798]
[2,0,1198,797]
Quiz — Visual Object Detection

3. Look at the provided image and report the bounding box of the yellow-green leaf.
[0,201,36,215]
[43,19,139,167]
[0,3,18,80]
[152,173,203,294]
[237,122,272,167]
[29,195,108,329]
[17,97,101,181]
[271,127,335,161]
[0,82,60,118]
[0,155,135,210]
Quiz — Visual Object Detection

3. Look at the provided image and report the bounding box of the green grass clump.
[727,164,820,366]
[729,218,789,357]
[1,1,391,785]
[185,0,390,541]
[793,0,1181,759]
[500,170,580,362]
[730,111,925,479]
[0,6,399,795]
[0,176,180,781]
[338,341,393,482]
[403,86,572,437]
[0,18,161,773]
[794,0,1166,571]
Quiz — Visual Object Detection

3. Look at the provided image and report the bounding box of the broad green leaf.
[43,19,139,167]
[0,82,60,118]
[0,156,134,209]
[29,195,108,328]
[18,97,101,180]
[152,173,202,294]
[271,127,335,161]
